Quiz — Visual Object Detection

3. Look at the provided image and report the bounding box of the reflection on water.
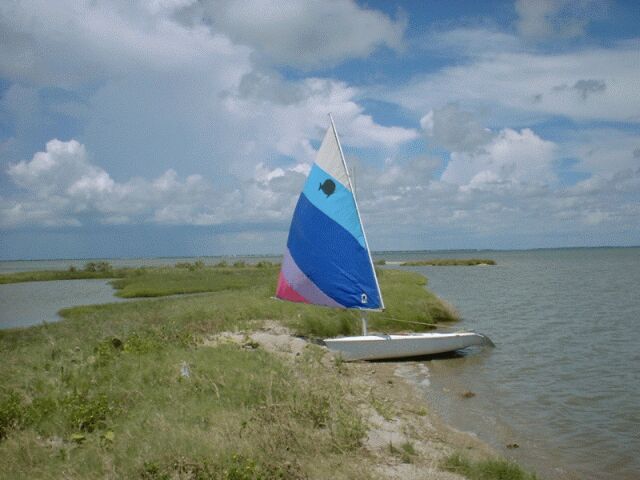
[0,279,125,329]
[388,248,640,480]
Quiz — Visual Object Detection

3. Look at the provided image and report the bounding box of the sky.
[0,0,639,260]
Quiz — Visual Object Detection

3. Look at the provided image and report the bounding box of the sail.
[276,118,384,310]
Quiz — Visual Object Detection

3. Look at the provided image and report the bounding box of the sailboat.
[276,115,492,361]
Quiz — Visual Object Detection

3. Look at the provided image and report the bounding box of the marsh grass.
[443,453,538,480]
[0,269,126,284]
[0,264,459,478]
[1,336,370,478]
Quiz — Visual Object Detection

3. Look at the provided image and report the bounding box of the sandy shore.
[207,322,499,480]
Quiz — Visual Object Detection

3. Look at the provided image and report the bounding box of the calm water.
[390,248,640,480]
[0,279,126,329]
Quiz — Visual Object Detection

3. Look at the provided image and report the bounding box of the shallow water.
[390,248,640,480]
[0,279,126,329]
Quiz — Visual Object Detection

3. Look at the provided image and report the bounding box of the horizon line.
[1,244,639,263]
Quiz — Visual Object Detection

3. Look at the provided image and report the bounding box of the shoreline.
[421,357,581,480]
[207,324,504,479]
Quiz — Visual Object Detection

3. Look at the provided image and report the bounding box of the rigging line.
[350,310,462,330]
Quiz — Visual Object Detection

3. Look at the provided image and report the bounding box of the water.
[0,279,126,329]
[387,248,640,480]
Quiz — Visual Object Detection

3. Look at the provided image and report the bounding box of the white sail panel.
[315,126,351,190]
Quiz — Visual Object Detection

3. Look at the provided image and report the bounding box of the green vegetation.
[175,260,205,271]
[401,258,496,266]
[0,262,126,284]
[0,263,460,478]
[442,453,538,480]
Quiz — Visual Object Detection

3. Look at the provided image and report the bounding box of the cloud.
[0,0,417,197]
[1,139,308,229]
[515,0,606,40]
[9,140,99,195]
[222,74,419,176]
[442,128,557,188]
[419,107,558,189]
[560,127,640,176]
[572,79,606,100]
[3,135,639,252]
[385,39,640,124]
[419,27,523,56]
[194,0,405,68]
[361,165,639,251]
[553,79,607,100]
[421,104,492,153]
[0,0,251,88]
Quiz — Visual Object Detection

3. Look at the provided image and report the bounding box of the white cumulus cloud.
[2,139,309,229]
[442,128,557,188]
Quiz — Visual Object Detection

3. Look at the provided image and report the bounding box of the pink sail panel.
[275,271,310,304]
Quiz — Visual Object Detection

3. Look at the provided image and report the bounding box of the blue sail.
[276,119,384,311]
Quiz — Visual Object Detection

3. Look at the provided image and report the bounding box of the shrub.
[62,391,113,432]
[84,261,112,273]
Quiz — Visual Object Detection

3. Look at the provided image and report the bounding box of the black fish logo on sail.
[319,179,336,197]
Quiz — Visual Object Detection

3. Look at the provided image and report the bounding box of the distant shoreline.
[384,259,496,267]
[1,244,638,263]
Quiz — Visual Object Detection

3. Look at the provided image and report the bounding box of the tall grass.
[1,327,370,478]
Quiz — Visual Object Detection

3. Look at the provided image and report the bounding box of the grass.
[0,269,126,284]
[442,453,538,480]
[401,258,496,266]
[0,263,461,478]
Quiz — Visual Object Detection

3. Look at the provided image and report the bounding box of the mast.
[328,114,385,312]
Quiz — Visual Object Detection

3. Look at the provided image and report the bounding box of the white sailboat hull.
[324,332,489,361]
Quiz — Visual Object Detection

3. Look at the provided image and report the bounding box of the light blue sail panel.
[302,164,365,248]
[286,193,382,309]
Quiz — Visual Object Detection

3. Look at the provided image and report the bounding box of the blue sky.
[1,0,639,259]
